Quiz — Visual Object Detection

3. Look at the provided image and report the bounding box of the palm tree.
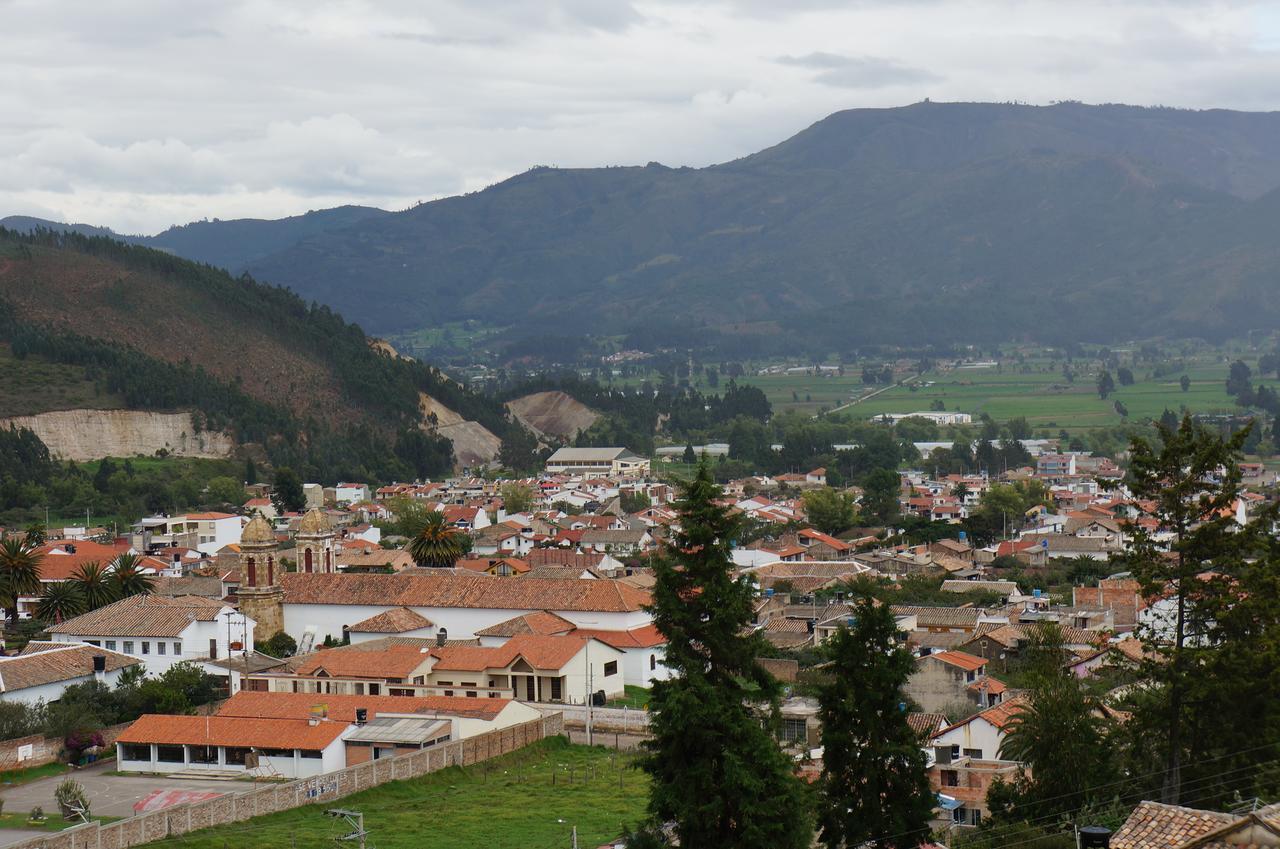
[407,511,467,568]
[110,553,156,598]
[71,561,117,610]
[35,581,86,624]
[0,538,43,627]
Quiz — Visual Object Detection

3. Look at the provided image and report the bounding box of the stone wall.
[4,714,563,849]
[0,722,132,771]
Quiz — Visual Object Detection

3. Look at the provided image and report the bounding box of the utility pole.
[326,809,367,849]
[572,825,579,849]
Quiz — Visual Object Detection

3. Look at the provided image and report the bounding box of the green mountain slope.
[0,229,520,480]
[236,101,1280,349]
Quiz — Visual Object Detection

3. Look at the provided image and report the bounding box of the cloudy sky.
[3,0,1279,234]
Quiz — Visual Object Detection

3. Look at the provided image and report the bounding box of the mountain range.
[9,101,1280,352]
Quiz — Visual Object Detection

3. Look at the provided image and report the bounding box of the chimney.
[436,628,447,647]
[92,655,106,679]
[355,708,367,726]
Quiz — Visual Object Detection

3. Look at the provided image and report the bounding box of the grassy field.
[137,738,648,849]
[606,685,651,709]
[725,356,1280,434]
[0,762,71,788]
[0,343,123,417]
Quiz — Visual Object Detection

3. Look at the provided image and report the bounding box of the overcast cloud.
[2,0,1279,233]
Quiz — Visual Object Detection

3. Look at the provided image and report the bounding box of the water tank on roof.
[1033,589,1042,598]
[957,531,967,541]
[1079,826,1111,848]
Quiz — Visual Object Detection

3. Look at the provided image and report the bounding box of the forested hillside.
[0,229,523,481]
[229,101,1280,354]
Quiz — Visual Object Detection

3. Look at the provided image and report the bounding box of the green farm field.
[735,358,1278,433]
[137,738,648,849]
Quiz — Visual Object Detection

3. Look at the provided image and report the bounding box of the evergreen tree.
[244,457,257,486]
[1179,374,1190,392]
[271,466,306,513]
[1096,370,1115,399]
[817,598,933,849]
[1108,416,1269,804]
[682,443,697,464]
[641,460,811,849]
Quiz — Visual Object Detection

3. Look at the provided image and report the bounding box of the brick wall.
[5,713,563,849]
[0,722,133,772]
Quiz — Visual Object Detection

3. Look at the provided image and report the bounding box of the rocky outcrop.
[506,391,599,442]
[0,409,235,460]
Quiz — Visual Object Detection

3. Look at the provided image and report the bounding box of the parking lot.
[0,761,242,823]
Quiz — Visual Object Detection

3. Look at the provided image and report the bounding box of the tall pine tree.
[817,598,933,849]
[641,460,811,849]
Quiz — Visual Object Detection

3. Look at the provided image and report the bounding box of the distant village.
[2,433,1272,849]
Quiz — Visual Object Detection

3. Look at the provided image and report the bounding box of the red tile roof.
[279,573,650,613]
[930,650,987,672]
[217,691,509,722]
[293,644,434,679]
[117,714,348,750]
[348,607,434,634]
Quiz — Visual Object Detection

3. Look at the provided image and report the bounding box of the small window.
[300,749,322,759]
[941,769,959,787]
[488,692,500,698]
[650,655,657,670]
[141,641,150,655]
[603,661,618,677]
[550,678,563,701]
[123,641,135,654]
[369,684,380,695]
[173,642,182,655]
[963,748,983,759]
[85,640,100,647]
[466,691,477,698]
[157,642,166,655]
[354,683,365,695]
[444,690,454,697]
[105,640,117,651]
[224,747,250,766]
[781,718,807,742]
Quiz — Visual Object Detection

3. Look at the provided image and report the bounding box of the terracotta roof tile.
[280,573,649,613]
[217,691,509,722]
[929,650,987,672]
[293,644,434,679]
[474,611,577,638]
[48,594,227,637]
[1111,801,1238,849]
[0,643,138,693]
[348,607,434,634]
[117,714,347,751]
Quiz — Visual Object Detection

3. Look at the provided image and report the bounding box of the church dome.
[298,507,333,536]
[241,513,276,546]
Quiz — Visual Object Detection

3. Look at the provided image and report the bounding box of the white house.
[279,573,653,645]
[116,714,348,778]
[545,447,650,477]
[47,594,256,673]
[132,513,242,556]
[930,696,1027,762]
[474,612,671,688]
[333,483,371,505]
[0,642,140,706]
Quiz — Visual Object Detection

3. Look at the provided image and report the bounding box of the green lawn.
[606,685,651,709]
[0,812,122,832]
[0,762,70,787]
[137,738,648,849]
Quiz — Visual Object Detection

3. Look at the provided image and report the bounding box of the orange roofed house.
[115,689,542,778]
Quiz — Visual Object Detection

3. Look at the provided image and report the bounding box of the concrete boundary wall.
[6,713,563,849]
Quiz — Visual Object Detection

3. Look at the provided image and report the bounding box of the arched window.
[246,556,256,587]
[267,556,274,586]
[304,548,313,573]
[324,549,331,572]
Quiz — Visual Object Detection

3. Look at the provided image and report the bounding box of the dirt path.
[820,373,923,418]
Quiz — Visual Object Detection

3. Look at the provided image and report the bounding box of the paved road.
[0,830,46,848]
[0,762,241,820]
